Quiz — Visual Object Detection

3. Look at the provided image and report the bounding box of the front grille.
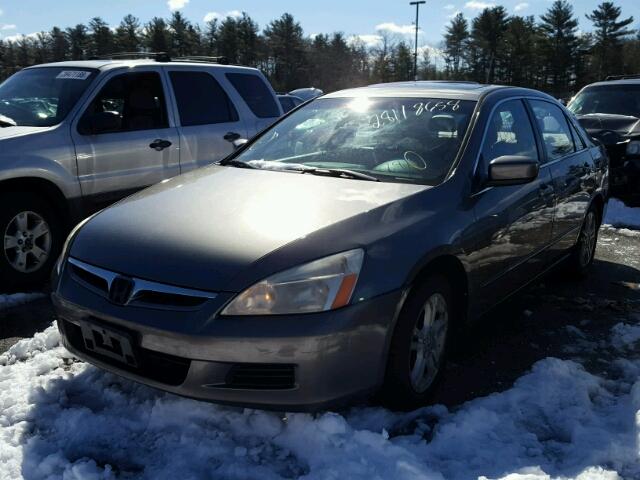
[66,257,216,310]
[60,319,191,386]
[225,364,296,390]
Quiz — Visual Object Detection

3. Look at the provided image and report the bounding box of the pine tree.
[66,24,89,60]
[586,2,635,79]
[466,7,509,83]
[503,16,540,87]
[539,0,579,95]
[392,41,414,81]
[49,27,69,61]
[115,15,141,53]
[89,17,114,57]
[144,17,170,54]
[444,13,469,78]
[264,13,308,91]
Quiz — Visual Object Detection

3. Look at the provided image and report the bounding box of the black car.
[568,75,640,205]
[52,82,608,411]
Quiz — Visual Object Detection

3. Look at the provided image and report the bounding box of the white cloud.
[443,4,456,10]
[464,1,494,10]
[514,2,529,12]
[348,34,383,48]
[0,24,16,30]
[203,10,242,23]
[167,0,188,11]
[3,32,38,43]
[375,22,416,35]
[447,10,462,19]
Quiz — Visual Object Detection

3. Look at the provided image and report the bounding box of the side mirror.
[80,111,121,135]
[487,155,539,186]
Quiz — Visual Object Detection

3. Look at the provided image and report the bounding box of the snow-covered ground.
[0,316,638,480]
[604,198,640,229]
[0,293,45,312]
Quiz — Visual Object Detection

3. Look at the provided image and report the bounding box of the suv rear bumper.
[52,288,402,412]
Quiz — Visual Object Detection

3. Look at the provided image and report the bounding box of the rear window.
[226,73,280,118]
[169,71,238,126]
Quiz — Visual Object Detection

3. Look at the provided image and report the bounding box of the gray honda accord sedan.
[52,81,608,411]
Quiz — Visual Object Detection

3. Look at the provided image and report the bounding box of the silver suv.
[0,56,282,289]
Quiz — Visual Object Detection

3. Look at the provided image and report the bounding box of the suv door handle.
[149,139,172,151]
[224,132,241,142]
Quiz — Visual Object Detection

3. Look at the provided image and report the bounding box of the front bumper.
[52,272,402,412]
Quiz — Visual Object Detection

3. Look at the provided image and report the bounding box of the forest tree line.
[0,0,638,96]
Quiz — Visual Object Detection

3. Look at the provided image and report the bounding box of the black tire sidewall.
[381,274,453,410]
[568,205,600,276]
[0,193,63,291]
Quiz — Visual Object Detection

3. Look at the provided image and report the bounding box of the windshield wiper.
[218,159,257,169]
[0,114,17,127]
[303,168,380,182]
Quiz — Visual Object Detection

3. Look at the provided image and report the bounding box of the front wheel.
[380,275,452,410]
[0,193,63,291]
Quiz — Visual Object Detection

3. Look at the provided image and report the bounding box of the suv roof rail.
[604,73,640,81]
[172,56,229,65]
[95,52,172,62]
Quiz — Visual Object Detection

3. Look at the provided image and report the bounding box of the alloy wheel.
[579,211,597,268]
[3,211,52,273]
[409,292,449,393]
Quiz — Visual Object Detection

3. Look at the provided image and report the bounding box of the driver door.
[71,68,180,212]
[469,99,556,313]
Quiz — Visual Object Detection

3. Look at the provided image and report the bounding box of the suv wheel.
[0,193,62,290]
[381,274,452,410]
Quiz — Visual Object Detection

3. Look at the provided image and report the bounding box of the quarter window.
[169,71,238,126]
[529,100,576,161]
[79,71,168,134]
[226,73,280,118]
[482,99,538,166]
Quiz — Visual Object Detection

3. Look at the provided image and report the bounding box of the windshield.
[568,84,640,118]
[233,96,477,185]
[0,67,98,127]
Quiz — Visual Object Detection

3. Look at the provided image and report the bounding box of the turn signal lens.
[221,249,364,316]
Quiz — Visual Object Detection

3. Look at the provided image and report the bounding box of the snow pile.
[0,292,45,311]
[604,198,640,229]
[0,319,638,480]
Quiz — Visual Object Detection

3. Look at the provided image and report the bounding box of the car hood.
[0,125,47,141]
[576,113,640,139]
[70,165,427,292]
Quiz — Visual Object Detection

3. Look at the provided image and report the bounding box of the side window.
[529,100,576,161]
[79,72,168,134]
[169,71,238,126]
[567,117,587,150]
[482,99,538,167]
[226,73,280,118]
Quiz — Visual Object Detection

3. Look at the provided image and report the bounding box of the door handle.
[223,132,241,142]
[149,139,172,151]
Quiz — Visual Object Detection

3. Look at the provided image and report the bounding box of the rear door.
[166,68,248,173]
[527,100,594,255]
[71,68,180,211]
[470,98,556,312]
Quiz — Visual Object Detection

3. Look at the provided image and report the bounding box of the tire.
[0,192,63,291]
[565,205,600,277]
[380,274,453,410]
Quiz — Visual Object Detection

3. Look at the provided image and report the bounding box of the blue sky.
[1,0,639,50]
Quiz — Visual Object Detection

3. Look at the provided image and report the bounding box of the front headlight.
[221,249,364,316]
[627,140,640,157]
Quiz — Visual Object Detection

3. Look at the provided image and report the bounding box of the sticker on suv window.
[56,70,92,80]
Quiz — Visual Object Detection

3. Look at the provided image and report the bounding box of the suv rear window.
[226,73,280,118]
[169,71,238,126]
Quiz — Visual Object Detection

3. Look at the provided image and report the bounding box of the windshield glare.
[568,85,640,118]
[0,67,97,127]
[235,97,477,185]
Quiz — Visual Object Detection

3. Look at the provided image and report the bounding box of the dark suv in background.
[568,75,640,206]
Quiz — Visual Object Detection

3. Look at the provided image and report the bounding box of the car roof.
[582,78,640,88]
[323,81,534,101]
[25,59,262,74]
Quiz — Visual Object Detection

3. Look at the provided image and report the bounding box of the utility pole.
[410,1,425,81]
